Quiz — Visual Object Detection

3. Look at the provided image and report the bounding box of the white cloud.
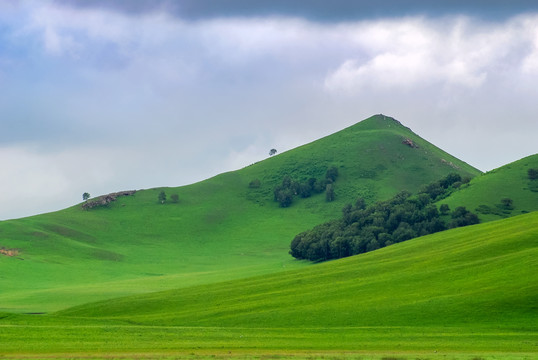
[520,18,538,74]
[324,16,538,92]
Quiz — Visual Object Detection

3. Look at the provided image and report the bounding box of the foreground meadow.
[1,212,536,360]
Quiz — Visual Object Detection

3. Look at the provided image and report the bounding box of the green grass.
[0,212,536,358]
[439,154,538,222]
[0,115,480,313]
[59,212,538,329]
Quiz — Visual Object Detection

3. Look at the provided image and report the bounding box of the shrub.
[249,179,261,188]
[500,198,514,210]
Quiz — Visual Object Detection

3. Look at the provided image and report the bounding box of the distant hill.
[0,114,481,312]
[242,114,480,206]
[438,153,538,222]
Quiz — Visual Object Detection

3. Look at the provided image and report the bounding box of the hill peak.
[354,113,409,131]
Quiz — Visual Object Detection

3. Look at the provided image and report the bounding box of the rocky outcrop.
[402,138,419,148]
[82,190,136,210]
[441,159,461,170]
[0,247,19,257]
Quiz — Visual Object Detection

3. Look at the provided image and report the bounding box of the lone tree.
[269,148,277,156]
[82,192,90,201]
[158,191,167,204]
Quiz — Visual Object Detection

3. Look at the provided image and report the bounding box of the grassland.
[439,154,538,222]
[0,211,535,359]
[0,115,480,313]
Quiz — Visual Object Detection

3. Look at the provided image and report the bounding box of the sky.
[1,1,538,220]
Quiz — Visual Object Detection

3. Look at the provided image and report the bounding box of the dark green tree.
[528,168,538,180]
[439,173,462,188]
[170,194,179,203]
[325,166,339,183]
[82,192,90,201]
[366,239,380,252]
[392,222,416,243]
[276,188,293,207]
[449,206,479,228]
[158,191,166,204]
[298,182,312,198]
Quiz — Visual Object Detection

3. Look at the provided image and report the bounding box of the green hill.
[60,212,538,329]
[0,114,480,313]
[438,154,538,222]
[1,211,535,357]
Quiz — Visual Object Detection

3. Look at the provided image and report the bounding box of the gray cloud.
[54,0,538,21]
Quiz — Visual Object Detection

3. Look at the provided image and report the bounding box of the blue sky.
[1,1,538,219]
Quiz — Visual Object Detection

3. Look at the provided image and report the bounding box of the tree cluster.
[290,173,478,262]
[274,166,339,207]
[158,191,179,204]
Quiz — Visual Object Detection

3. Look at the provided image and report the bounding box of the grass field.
[0,211,535,359]
[439,154,538,222]
[0,115,481,313]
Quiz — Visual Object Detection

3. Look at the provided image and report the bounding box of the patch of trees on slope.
[290,173,479,262]
[248,166,340,207]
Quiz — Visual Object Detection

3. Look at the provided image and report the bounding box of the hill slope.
[60,212,538,330]
[0,212,534,356]
[438,153,538,222]
[0,114,481,313]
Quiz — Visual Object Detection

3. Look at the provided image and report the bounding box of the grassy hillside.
[0,114,481,313]
[0,212,535,357]
[60,212,538,329]
[439,154,538,222]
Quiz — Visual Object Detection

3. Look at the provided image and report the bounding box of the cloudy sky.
[1,1,538,220]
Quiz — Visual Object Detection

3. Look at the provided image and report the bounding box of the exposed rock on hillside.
[402,138,419,148]
[441,159,461,170]
[82,190,136,210]
[0,247,19,257]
